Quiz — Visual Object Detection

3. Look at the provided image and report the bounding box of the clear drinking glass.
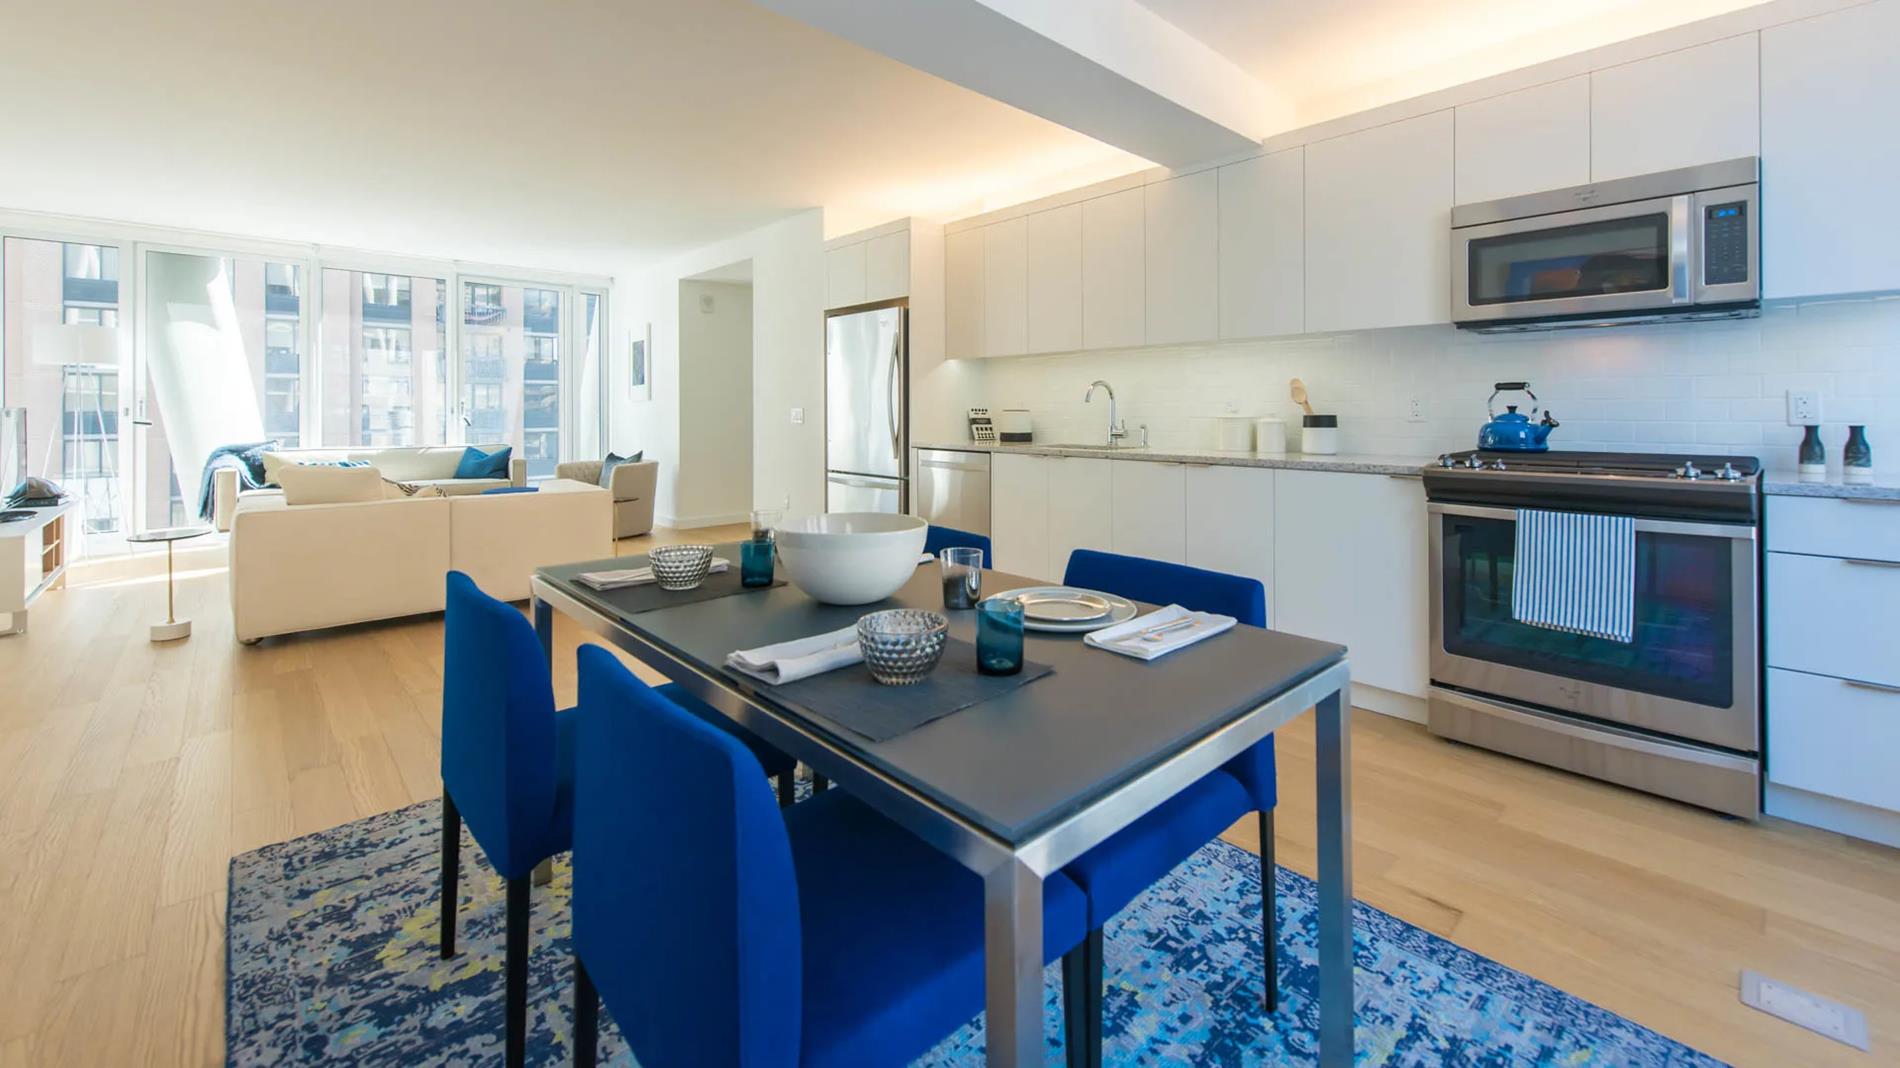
[742,509,781,588]
[976,596,1025,676]
[939,547,983,609]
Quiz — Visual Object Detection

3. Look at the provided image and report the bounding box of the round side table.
[127,526,212,641]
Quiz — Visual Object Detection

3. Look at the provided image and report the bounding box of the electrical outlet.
[1407,397,1426,423]
[790,407,805,424]
[781,493,791,510]
[1786,390,1821,426]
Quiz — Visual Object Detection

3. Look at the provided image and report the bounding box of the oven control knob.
[1465,454,1485,469]
[1717,461,1742,481]
[1676,461,1702,480]
[1438,454,1458,468]
[1491,459,1508,470]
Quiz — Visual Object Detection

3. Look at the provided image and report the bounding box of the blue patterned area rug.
[228,798,1726,1066]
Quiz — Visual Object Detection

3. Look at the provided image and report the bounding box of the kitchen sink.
[1035,442,1145,451]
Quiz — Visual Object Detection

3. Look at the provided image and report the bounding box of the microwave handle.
[1670,194,1693,304]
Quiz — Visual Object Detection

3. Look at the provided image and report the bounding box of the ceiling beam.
[756,0,1288,167]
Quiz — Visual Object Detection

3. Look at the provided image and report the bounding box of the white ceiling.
[1137,0,1772,126]
[0,0,1774,276]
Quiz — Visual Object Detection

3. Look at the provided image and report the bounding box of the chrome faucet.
[1084,380,1127,447]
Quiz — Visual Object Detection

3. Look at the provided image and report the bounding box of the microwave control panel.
[1703,201,1750,286]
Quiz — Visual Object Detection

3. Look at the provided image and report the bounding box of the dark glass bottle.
[1798,425,1826,476]
[1844,425,1872,484]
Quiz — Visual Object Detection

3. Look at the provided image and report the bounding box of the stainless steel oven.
[1452,157,1759,331]
[1422,451,1762,818]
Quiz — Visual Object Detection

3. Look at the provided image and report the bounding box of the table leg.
[1315,687,1355,1067]
[983,855,1044,1067]
[533,596,553,666]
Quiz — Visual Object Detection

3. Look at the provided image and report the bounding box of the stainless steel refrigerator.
[825,302,907,513]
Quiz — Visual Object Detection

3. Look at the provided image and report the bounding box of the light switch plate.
[790,407,804,424]
[1740,970,1869,1050]
[1786,390,1821,426]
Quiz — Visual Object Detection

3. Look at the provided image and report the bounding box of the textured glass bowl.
[856,609,949,686]
[648,544,716,590]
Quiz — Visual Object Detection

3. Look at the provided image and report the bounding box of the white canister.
[1216,416,1255,452]
[1253,417,1287,455]
[1301,414,1338,455]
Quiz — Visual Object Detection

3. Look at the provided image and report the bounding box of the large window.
[461,281,564,479]
[319,269,447,447]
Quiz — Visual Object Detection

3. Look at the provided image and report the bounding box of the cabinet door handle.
[1842,557,1900,568]
[1841,497,1900,505]
[1844,678,1900,696]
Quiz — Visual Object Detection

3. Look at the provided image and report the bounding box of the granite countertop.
[1762,468,1900,501]
[913,441,1435,477]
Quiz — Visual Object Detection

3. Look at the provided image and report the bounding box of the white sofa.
[554,458,659,539]
[213,444,527,532]
[229,478,611,642]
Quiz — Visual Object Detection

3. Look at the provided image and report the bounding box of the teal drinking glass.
[742,508,781,588]
[976,596,1025,676]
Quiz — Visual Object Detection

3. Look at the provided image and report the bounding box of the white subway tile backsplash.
[966,296,1899,468]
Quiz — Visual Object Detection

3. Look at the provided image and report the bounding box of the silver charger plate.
[984,586,1139,633]
[1016,589,1113,623]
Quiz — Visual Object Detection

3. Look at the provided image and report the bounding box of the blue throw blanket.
[197,441,274,521]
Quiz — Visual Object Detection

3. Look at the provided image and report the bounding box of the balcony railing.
[464,301,506,326]
[63,277,118,305]
[463,358,506,382]
[361,300,411,324]
[265,289,301,316]
[523,360,559,382]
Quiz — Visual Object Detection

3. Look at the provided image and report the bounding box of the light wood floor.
[1,527,1894,1066]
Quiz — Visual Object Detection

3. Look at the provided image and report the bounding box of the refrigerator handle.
[885,330,900,462]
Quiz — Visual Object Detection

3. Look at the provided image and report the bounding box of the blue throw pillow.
[599,450,643,488]
[481,485,538,495]
[455,446,512,480]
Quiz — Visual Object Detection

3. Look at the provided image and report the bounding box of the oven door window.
[1441,515,1733,707]
[1467,213,1670,305]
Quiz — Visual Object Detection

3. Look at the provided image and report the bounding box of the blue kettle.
[1478,382,1559,451]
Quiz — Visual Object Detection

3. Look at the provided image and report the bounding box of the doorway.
[675,260,754,527]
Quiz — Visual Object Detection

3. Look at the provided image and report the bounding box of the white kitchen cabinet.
[1026,204,1083,354]
[1143,171,1219,346]
[825,241,866,309]
[944,227,986,359]
[1110,460,1186,564]
[1218,148,1303,340]
[1762,1,1900,299]
[1455,76,1591,203]
[989,452,1048,578]
[1184,464,1274,598]
[1304,110,1454,333]
[1590,34,1759,182]
[1768,667,1900,814]
[1273,469,1429,697]
[1081,188,1145,350]
[863,230,909,303]
[984,215,1028,358]
[1767,553,1900,689]
[1046,455,1112,582]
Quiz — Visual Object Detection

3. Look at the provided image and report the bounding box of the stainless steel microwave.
[1451,157,1759,331]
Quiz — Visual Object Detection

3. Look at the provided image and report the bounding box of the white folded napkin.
[917,552,936,565]
[1084,604,1236,661]
[578,558,729,590]
[726,625,863,684]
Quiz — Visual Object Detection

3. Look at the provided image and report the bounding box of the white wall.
[612,209,827,524]
[966,294,1900,475]
[675,280,754,525]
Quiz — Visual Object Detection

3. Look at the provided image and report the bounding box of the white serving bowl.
[775,512,928,605]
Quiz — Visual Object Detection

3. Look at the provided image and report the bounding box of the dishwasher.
[913,448,991,536]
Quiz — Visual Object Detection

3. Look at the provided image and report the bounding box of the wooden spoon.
[1290,378,1316,417]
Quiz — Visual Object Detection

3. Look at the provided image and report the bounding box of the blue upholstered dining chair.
[1058,548,1280,1060]
[568,644,1096,1068]
[923,523,992,568]
[439,573,804,1067]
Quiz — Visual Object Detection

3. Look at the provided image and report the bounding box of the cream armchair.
[556,459,657,539]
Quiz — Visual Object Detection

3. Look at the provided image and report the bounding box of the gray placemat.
[759,637,1053,742]
[560,565,784,616]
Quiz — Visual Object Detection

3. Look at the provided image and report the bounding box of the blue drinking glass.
[976,596,1025,676]
[740,537,775,588]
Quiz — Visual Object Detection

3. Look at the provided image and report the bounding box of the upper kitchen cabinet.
[1026,203,1083,354]
[1454,76,1590,203]
[944,226,986,359]
[1590,35,1759,181]
[1143,171,1219,346]
[984,216,1028,358]
[1218,148,1303,340]
[825,240,866,309]
[1762,0,1900,299]
[863,230,909,304]
[1304,110,1454,333]
[1082,187,1146,350]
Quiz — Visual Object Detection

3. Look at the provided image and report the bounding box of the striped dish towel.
[1511,509,1636,643]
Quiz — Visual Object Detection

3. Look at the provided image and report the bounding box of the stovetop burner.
[1423,450,1762,523]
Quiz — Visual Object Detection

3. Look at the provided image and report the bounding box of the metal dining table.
[532,551,1355,1067]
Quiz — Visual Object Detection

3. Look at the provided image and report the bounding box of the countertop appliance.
[1423,449,1762,818]
[1452,157,1759,331]
[998,409,1033,443]
[1476,382,1559,451]
[826,302,908,513]
[914,447,991,537]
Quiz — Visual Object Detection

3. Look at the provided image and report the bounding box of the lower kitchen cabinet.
[1273,469,1429,697]
[1047,456,1112,580]
[1110,460,1185,563]
[990,452,1049,578]
[1183,464,1273,597]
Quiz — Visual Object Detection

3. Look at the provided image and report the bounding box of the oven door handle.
[1427,501,1758,540]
